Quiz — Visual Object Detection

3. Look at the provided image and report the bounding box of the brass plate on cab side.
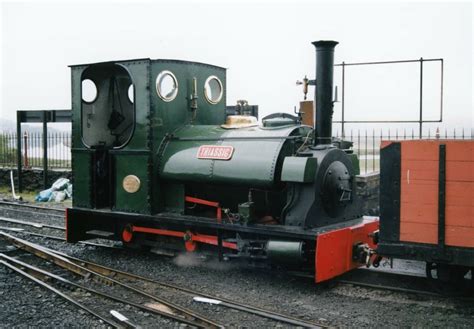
[122,175,141,193]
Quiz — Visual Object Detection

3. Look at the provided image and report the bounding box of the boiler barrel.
[158,125,308,188]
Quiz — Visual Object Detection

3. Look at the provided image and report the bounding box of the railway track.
[0,232,225,328]
[336,267,474,300]
[1,201,472,316]
[0,200,65,224]
[0,200,65,213]
[0,216,121,250]
[0,232,327,328]
[2,211,472,301]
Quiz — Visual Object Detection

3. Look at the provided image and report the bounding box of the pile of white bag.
[35,178,73,202]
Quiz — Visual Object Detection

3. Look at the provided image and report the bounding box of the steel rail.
[51,249,327,328]
[0,227,64,239]
[0,253,210,328]
[0,258,119,328]
[1,230,325,327]
[0,207,64,219]
[335,279,442,297]
[336,268,474,300]
[0,232,222,329]
[0,200,65,213]
[0,216,65,230]
[0,228,122,250]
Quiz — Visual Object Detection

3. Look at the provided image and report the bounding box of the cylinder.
[312,40,338,145]
[266,240,305,266]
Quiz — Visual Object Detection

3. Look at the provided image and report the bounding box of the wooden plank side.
[445,140,474,162]
[401,204,474,227]
[446,205,474,228]
[400,223,474,247]
[401,160,474,182]
[402,141,440,161]
[399,140,474,246]
[446,181,474,207]
[400,179,437,205]
[400,180,473,207]
[400,222,437,244]
[446,160,474,182]
[400,203,437,224]
[401,140,473,162]
[401,159,438,182]
[446,226,474,248]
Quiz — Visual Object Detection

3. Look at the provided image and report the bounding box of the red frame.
[185,196,222,222]
[314,217,379,282]
[123,225,237,251]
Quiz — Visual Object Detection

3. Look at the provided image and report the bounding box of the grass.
[0,185,72,207]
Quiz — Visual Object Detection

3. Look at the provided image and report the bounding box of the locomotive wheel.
[425,262,438,280]
[426,262,469,282]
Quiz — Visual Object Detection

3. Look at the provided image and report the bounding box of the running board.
[86,230,114,238]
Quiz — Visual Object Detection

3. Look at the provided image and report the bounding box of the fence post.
[419,57,424,138]
[16,111,22,192]
[364,130,368,174]
[372,129,375,172]
[42,111,48,189]
[341,61,345,138]
[23,131,29,168]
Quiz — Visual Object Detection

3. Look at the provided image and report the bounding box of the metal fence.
[334,58,444,138]
[0,128,472,173]
[336,127,473,174]
[0,131,71,169]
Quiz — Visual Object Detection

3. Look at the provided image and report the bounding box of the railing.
[0,128,472,173]
[336,127,473,174]
[334,58,444,138]
[0,132,71,169]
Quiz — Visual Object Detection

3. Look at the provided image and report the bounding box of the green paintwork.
[114,153,150,213]
[160,182,185,213]
[72,152,91,207]
[70,58,227,214]
[159,125,310,188]
[266,240,304,265]
[150,60,226,135]
[149,61,227,212]
[70,56,355,222]
[281,156,317,183]
[348,153,360,175]
[70,60,153,213]
[263,117,295,127]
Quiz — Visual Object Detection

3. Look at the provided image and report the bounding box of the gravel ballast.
[1,200,473,328]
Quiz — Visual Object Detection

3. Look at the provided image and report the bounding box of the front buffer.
[66,207,378,283]
[315,217,379,282]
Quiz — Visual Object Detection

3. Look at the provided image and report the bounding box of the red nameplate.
[197,145,234,160]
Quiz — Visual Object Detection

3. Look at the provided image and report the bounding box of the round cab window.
[128,84,134,103]
[156,70,178,101]
[204,76,223,104]
[82,79,97,103]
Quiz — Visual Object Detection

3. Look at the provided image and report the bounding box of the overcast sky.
[1,1,472,134]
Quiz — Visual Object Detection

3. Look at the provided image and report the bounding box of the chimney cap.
[312,40,339,48]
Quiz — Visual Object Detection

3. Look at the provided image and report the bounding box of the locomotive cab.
[81,63,135,149]
[77,63,136,209]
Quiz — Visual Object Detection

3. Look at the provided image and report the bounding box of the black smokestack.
[312,40,338,145]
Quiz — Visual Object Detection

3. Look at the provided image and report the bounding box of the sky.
[1,0,473,135]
